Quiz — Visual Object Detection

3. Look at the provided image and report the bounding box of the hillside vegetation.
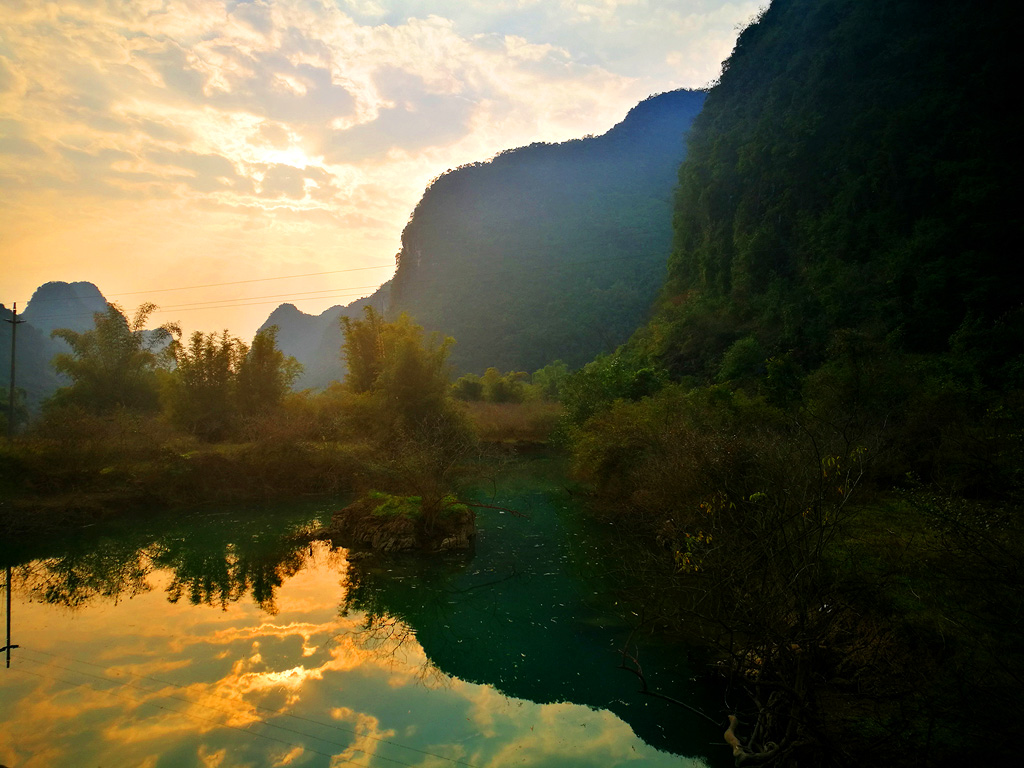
[389,89,706,374]
[563,0,1023,765]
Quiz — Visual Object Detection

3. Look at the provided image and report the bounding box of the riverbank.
[575,478,1024,768]
[0,401,563,539]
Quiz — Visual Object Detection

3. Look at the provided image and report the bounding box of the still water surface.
[1,455,718,767]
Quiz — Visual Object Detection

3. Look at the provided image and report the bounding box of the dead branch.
[617,643,719,725]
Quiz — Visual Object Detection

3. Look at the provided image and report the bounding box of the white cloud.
[1,0,759,338]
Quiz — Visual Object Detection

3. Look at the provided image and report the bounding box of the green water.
[0,454,721,767]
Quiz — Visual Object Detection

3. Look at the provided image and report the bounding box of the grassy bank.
[460,400,563,444]
[0,399,562,538]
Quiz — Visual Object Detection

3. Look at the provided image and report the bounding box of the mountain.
[387,88,707,374]
[20,281,108,337]
[257,284,389,390]
[1,282,110,410]
[645,0,1020,381]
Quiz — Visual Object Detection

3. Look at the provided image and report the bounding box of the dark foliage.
[566,1,1024,765]
[652,0,1021,382]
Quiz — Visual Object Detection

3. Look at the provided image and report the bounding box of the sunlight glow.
[1,0,761,339]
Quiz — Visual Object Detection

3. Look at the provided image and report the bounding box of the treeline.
[40,302,300,441]
[451,361,568,403]
[0,303,497,532]
[556,0,1024,766]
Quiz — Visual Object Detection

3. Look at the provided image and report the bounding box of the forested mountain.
[256,284,388,390]
[562,1,1023,764]
[388,88,707,374]
[640,0,1020,381]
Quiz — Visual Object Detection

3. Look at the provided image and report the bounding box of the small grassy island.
[322,491,475,552]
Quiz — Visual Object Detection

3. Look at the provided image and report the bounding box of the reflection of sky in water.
[1,542,707,768]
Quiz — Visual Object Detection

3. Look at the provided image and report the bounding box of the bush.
[462,400,563,444]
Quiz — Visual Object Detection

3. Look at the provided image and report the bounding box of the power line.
[155,285,382,310]
[25,288,379,321]
[17,252,655,326]
[11,251,657,344]
[13,264,396,309]
[111,265,395,297]
[21,252,650,310]
[23,289,381,325]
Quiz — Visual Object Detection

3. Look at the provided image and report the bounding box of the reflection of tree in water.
[153,532,311,614]
[16,516,325,614]
[338,554,466,688]
[18,538,153,608]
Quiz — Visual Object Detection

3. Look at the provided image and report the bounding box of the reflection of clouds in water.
[210,619,337,655]
[458,683,709,768]
[198,745,228,767]
[2,557,353,765]
[328,706,396,767]
[1,542,707,768]
[271,744,305,766]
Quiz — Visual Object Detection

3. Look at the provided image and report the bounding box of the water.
[0,454,721,767]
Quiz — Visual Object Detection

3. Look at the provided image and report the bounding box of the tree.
[530,359,570,401]
[339,307,475,517]
[451,372,484,401]
[163,330,246,440]
[481,367,527,403]
[341,307,454,426]
[340,306,386,394]
[48,302,172,413]
[237,326,302,416]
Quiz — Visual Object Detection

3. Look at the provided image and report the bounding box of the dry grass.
[461,400,563,444]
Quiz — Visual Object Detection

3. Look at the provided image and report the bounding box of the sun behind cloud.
[0,0,759,338]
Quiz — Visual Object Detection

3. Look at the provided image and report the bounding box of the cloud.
[321,65,476,162]
[0,135,45,159]
[2,0,759,339]
[231,0,277,36]
[147,148,256,193]
[257,163,335,199]
[0,55,20,94]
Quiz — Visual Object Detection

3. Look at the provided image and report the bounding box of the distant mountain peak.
[264,303,304,322]
[22,281,109,335]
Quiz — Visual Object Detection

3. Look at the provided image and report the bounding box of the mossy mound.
[324,491,475,552]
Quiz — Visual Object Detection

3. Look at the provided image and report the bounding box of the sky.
[0,0,762,340]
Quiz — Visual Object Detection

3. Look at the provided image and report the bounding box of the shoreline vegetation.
[3,309,1020,768]
[0,304,566,539]
[0,398,562,538]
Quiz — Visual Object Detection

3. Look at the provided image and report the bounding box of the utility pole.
[3,302,25,439]
[2,566,17,668]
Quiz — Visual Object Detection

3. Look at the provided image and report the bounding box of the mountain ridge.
[386,87,707,374]
[259,88,707,380]
[256,285,389,390]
